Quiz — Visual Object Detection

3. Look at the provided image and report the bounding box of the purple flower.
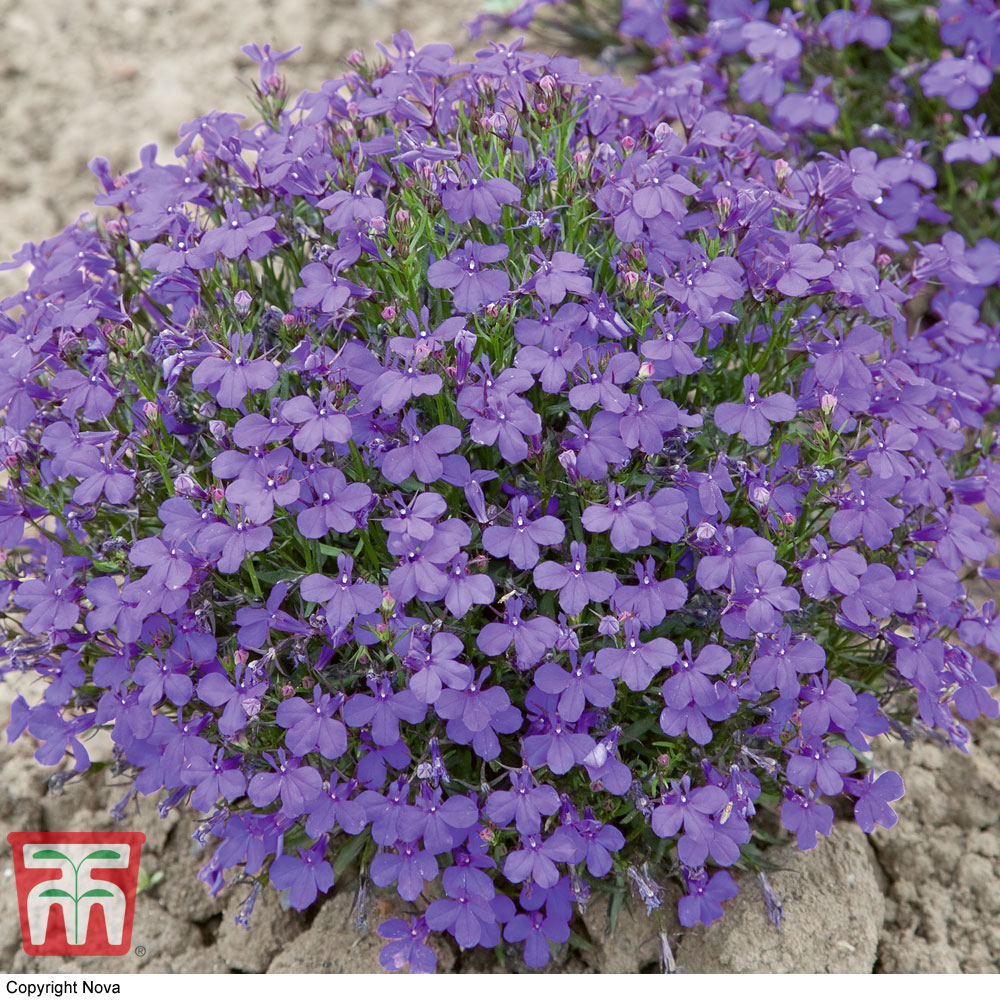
[595,618,678,692]
[775,75,838,129]
[581,726,632,795]
[565,410,630,480]
[611,557,687,629]
[651,774,732,866]
[845,769,905,834]
[381,410,462,485]
[829,471,904,550]
[921,46,993,110]
[303,777,367,839]
[750,626,825,697]
[294,256,370,315]
[443,551,496,618]
[378,917,438,974]
[722,559,800,637]
[276,684,347,759]
[661,640,732,711]
[482,494,566,570]
[441,161,521,224]
[678,868,739,928]
[781,790,834,850]
[196,507,273,574]
[485,767,560,835]
[798,536,867,600]
[404,631,473,704]
[944,114,1000,164]
[343,675,427,747]
[533,650,615,723]
[269,837,334,910]
[427,240,511,312]
[248,749,323,817]
[224,448,300,524]
[182,747,247,813]
[582,482,656,553]
[197,200,277,260]
[523,247,592,307]
[477,598,560,669]
[300,554,381,628]
[424,885,500,950]
[714,373,796,446]
[503,830,577,888]
[191,333,277,409]
[371,353,444,415]
[533,540,617,615]
[786,738,856,795]
[280,386,352,452]
[398,784,480,853]
[370,841,440,901]
[296,466,372,539]
[434,667,521,760]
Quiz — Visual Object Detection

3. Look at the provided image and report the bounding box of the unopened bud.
[143,401,160,419]
[622,270,640,290]
[820,392,838,413]
[538,74,557,94]
[381,304,397,321]
[347,50,364,66]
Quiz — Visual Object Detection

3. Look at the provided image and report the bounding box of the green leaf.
[38,888,73,898]
[333,832,370,879]
[31,850,70,862]
[83,850,121,862]
[79,888,115,899]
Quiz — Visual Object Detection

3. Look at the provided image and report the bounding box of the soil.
[1,0,999,976]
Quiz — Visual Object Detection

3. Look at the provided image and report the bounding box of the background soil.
[1,0,998,975]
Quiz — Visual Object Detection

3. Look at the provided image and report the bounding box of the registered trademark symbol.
[134,945,146,957]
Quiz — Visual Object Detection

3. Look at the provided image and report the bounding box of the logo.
[7,832,145,956]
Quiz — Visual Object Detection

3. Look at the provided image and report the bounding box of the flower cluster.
[1,10,999,974]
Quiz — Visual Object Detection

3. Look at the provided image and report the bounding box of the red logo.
[7,831,145,956]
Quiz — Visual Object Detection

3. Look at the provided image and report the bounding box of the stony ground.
[2,0,999,976]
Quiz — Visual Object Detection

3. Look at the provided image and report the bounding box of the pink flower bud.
[234,289,253,317]
[395,208,410,227]
[695,522,716,541]
[820,392,838,413]
[347,50,364,66]
[210,486,225,503]
[241,696,262,719]
[622,270,640,290]
[876,253,892,269]
[282,684,295,698]
[142,401,160,419]
[781,512,795,525]
[638,361,655,379]
[381,304,398,321]
[538,74,557,94]
[622,135,636,151]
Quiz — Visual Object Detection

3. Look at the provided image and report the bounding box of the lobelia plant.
[1,9,999,972]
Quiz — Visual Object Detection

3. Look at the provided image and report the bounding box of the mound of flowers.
[2,12,999,973]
